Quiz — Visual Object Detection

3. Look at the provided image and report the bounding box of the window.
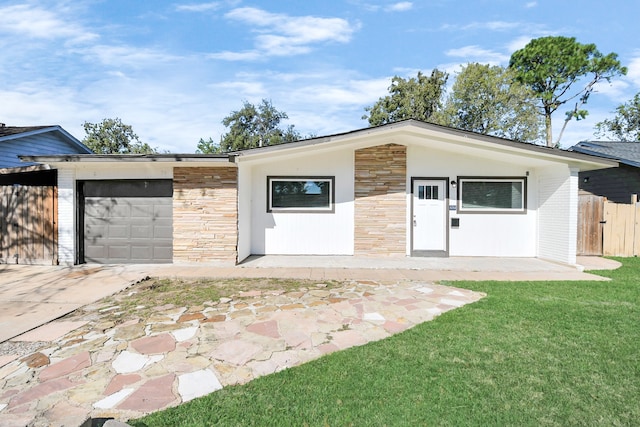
[418,184,439,200]
[268,176,334,213]
[458,177,526,213]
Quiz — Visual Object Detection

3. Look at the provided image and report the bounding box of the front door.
[412,179,447,254]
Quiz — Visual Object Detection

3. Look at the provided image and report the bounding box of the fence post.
[634,194,640,257]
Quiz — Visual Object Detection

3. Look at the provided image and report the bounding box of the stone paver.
[11,321,89,343]
[0,277,485,425]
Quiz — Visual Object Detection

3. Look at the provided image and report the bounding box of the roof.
[20,153,233,166]
[569,141,640,168]
[0,125,51,138]
[232,119,618,170]
[22,120,617,171]
[0,125,92,154]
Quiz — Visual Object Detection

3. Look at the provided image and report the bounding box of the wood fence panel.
[635,204,640,257]
[603,201,636,256]
[0,185,57,264]
[577,195,604,255]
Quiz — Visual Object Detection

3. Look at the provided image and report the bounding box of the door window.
[418,185,439,200]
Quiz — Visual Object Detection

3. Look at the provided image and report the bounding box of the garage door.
[81,180,172,264]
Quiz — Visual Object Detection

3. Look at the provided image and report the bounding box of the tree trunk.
[545,112,553,147]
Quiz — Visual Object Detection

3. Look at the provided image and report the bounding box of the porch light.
[451,180,457,189]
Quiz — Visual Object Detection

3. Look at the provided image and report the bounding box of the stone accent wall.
[354,144,407,256]
[173,167,238,263]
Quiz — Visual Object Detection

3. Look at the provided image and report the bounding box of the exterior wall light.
[451,180,457,189]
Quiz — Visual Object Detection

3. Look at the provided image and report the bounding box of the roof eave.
[233,120,619,168]
[19,154,235,165]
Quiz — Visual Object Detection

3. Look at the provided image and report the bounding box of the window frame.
[267,176,335,213]
[457,176,527,214]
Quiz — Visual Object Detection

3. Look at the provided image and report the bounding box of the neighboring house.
[0,124,92,170]
[22,120,616,267]
[569,141,640,204]
[0,124,91,264]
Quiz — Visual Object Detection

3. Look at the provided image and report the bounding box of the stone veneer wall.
[354,144,407,256]
[173,167,238,263]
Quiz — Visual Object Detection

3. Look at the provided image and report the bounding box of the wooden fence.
[0,185,57,264]
[577,194,640,257]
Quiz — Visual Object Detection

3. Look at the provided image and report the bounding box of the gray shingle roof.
[0,125,52,138]
[569,141,640,168]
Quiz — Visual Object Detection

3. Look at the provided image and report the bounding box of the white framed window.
[458,177,526,213]
[267,176,335,213]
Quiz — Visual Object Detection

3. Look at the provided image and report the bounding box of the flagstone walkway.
[0,278,483,426]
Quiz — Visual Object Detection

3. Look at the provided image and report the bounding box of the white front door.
[412,179,447,252]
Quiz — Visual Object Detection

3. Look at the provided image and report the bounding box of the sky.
[1,0,639,153]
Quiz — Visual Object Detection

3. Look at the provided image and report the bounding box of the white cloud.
[445,45,509,64]
[212,7,359,60]
[506,36,532,53]
[593,79,630,102]
[441,21,519,32]
[386,2,413,12]
[624,54,640,88]
[0,4,97,44]
[80,45,181,68]
[175,2,222,12]
[208,81,267,98]
[525,2,538,8]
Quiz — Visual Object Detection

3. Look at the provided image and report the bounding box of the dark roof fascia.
[19,153,234,163]
[0,125,92,154]
[231,119,618,166]
[570,142,640,168]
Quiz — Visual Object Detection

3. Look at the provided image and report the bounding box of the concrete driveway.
[0,256,617,343]
[0,265,149,343]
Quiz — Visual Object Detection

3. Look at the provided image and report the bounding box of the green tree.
[509,36,626,147]
[219,99,301,151]
[434,63,543,143]
[363,69,449,126]
[594,93,640,141]
[195,137,221,154]
[82,118,157,154]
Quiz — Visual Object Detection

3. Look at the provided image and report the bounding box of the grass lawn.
[132,258,639,426]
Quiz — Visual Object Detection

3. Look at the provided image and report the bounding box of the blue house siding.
[0,126,91,169]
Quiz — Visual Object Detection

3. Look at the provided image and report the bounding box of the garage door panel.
[154,204,172,218]
[131,225,152,239]
[153,246,172,260]
[154,225,172,239]
[131,204,154,218]
[82,180,172,264]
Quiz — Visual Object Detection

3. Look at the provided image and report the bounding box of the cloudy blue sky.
[1,0,638,152]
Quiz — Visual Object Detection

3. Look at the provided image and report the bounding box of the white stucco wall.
[57,167,76,265]
[74,164,173,180]
[237,164,252,262]
[247,148,355,255]
[537,166,579,265]
[407,145,538,257]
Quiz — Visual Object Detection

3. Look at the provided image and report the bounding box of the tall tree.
[219,99,301,151]
[82,118,157,154]
[363,69,449,126]
[594,93,640,141]
[509,36,626,147]
[434,63,543,143]
[195,137,221,154]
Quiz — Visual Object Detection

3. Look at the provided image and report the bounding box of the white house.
[22,120,617,266]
